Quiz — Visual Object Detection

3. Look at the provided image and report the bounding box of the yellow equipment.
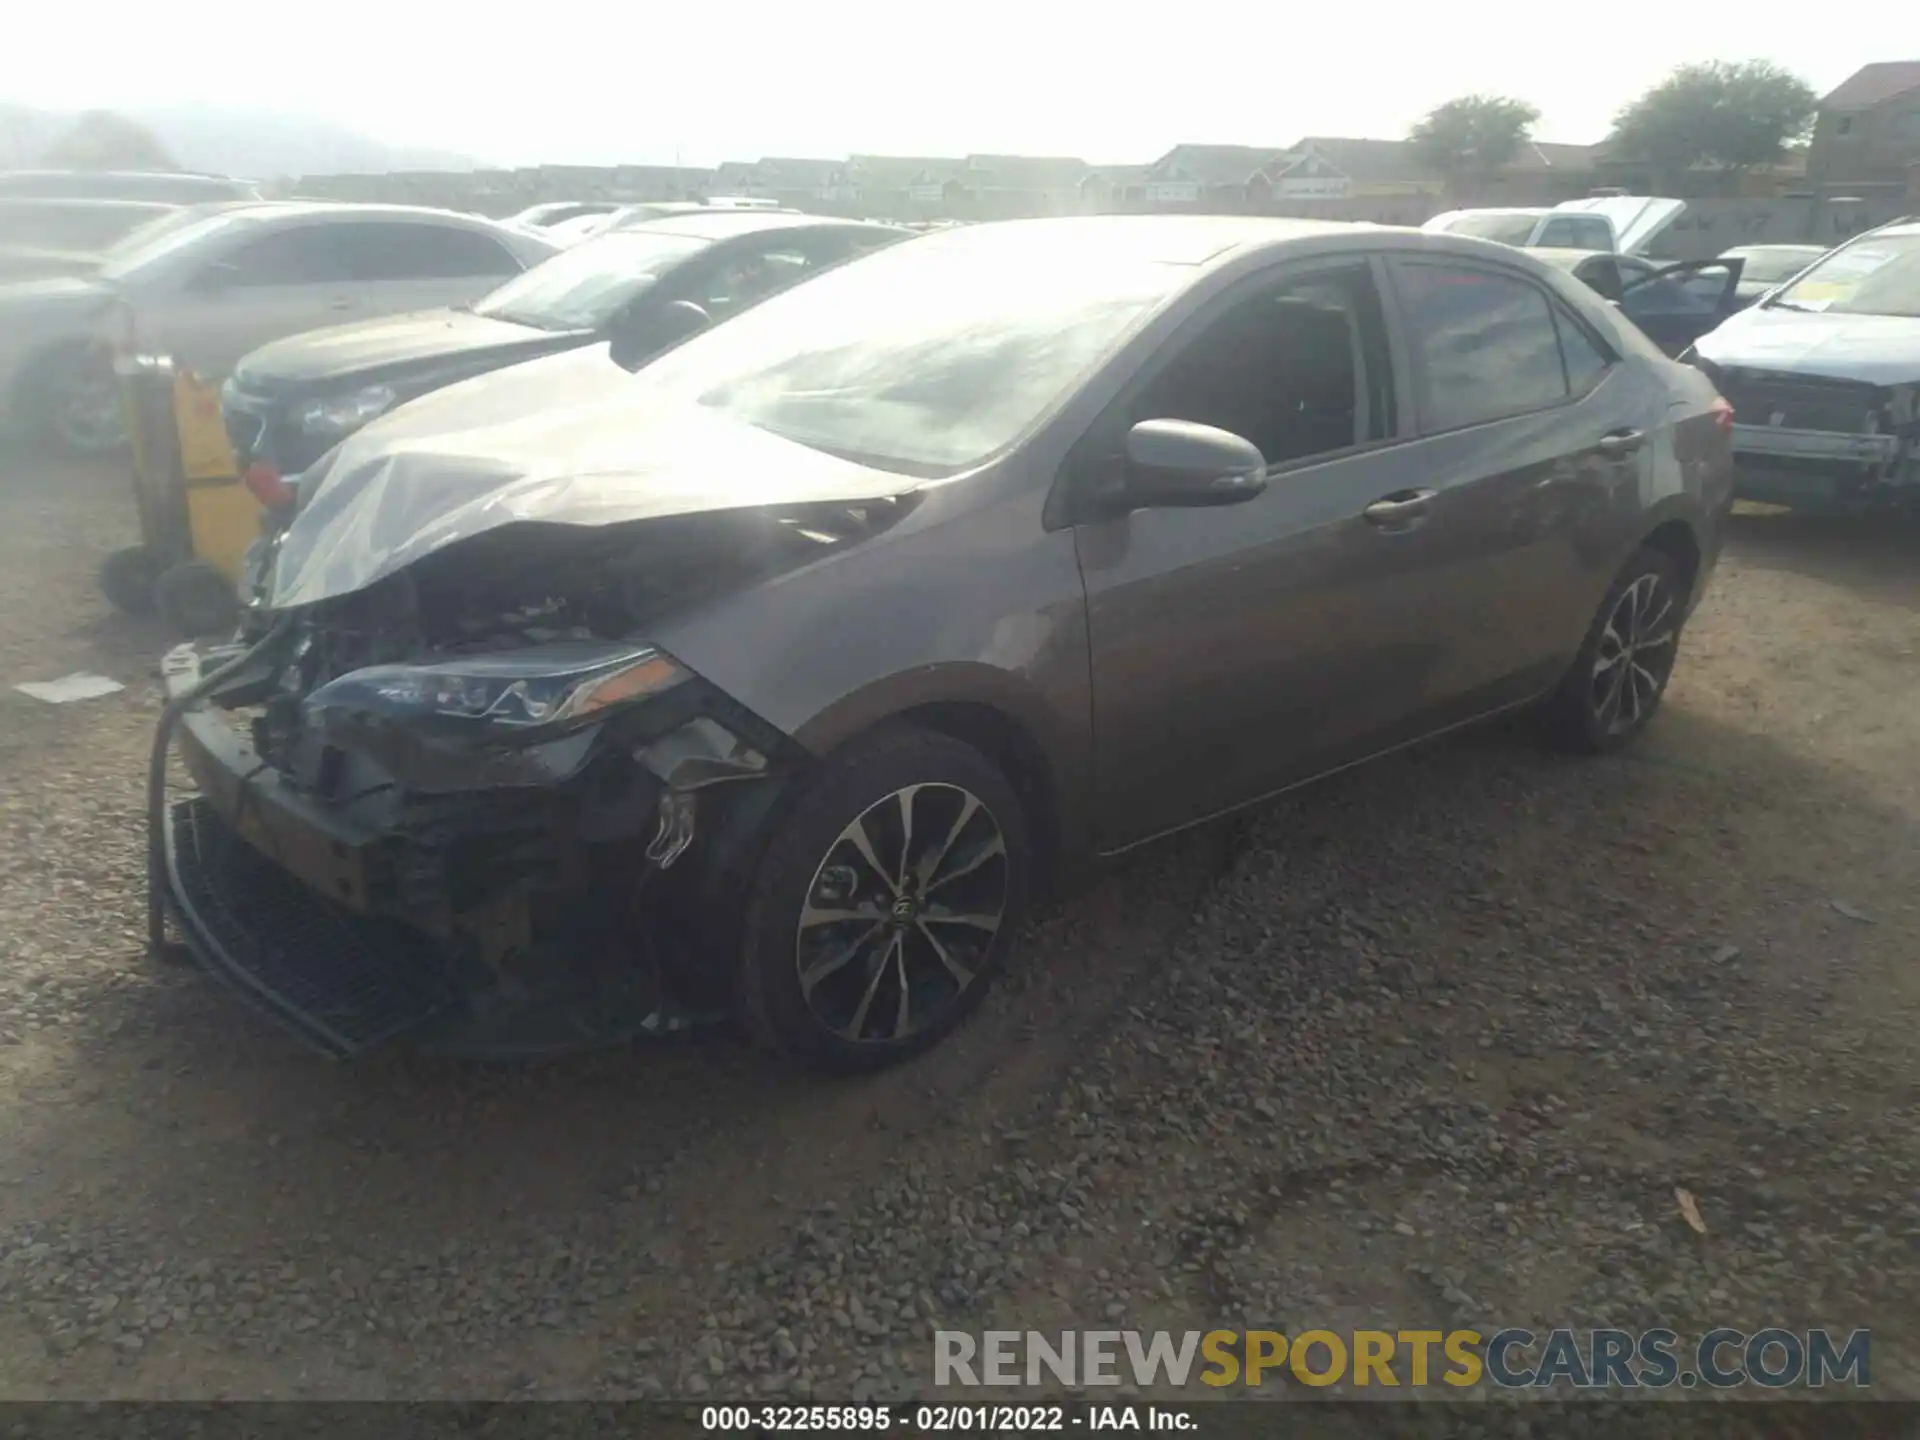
[99,355,258,636]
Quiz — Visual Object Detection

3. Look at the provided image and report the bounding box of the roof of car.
[638,210,904,239]
[904,214,1380,267]
[1719,243,1827,256]
[220,201,515,227]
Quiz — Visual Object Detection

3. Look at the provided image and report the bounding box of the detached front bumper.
[153,641,737,1059]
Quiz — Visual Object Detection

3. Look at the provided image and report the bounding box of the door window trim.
[1386,255,1614,437]
[1046,253,1408,530]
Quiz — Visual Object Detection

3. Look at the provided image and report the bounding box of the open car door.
[1618,257,1744,357]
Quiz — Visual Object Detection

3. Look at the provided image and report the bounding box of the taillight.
[1710,395,1734,435]
[242,461,295,510]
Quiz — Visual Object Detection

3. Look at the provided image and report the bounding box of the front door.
[142,226,362,380]
[1619,259,1742,356]
[1073,259,1469,851]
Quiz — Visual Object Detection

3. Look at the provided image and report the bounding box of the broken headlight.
[294,383,397,437]
[303,641,689,733]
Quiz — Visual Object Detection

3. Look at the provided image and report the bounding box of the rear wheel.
[1541,545,1687,753]
[736,725,1030,1074]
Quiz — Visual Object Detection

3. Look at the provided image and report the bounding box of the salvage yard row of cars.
[1,170,1914,1073]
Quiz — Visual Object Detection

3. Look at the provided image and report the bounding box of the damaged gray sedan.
[151,216,1732,1071]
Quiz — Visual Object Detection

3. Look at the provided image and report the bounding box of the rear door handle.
[1597,428,1645,456]
[1362,488,1436,529]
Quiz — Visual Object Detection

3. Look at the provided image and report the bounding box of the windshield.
[637,226,1189,476]
[1731,248,1825,285]
[474,230,709,329]
[98,209,244,281]
[1771,234,1920,317]
[1442,213,1540,246]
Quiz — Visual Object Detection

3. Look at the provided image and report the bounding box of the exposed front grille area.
[1721,371,1887,436]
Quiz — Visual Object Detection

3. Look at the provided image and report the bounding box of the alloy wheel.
[793,782,1009,1045]
[55,362,126,453]
[1590,571,1677,736]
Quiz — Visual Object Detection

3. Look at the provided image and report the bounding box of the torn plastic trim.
[635,715,779,872]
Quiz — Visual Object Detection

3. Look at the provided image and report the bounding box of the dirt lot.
[0,452,1915,1403]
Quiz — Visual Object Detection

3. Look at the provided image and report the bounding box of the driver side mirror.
[1121,419,1268,509]
[610,298,711,372]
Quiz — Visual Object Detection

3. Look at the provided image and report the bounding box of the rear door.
[1616,258,1742,355]
[142,224,361,378]
[1379,255,1653,705]
[332,221,527,318]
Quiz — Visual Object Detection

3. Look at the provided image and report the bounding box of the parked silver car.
[0,202,558,452]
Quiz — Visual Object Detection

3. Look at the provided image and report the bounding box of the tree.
[38,110,176,171]
[1408,95,1542,198]
[1609,61,1816,191]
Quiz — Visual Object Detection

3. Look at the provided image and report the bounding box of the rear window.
[1440,213,1541,246]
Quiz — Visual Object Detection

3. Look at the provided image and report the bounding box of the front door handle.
[1597,428,1645,456]
[1362,488,1436,529]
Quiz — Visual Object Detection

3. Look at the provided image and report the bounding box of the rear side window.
[1554,308,1611,393]
[328,222,523,281]
[1391,260,1570,431]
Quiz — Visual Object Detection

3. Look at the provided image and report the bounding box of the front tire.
[736,725,1030,1074]
[1541,545,1687,753]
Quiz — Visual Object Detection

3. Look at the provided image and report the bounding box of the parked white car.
[0,201,558,452]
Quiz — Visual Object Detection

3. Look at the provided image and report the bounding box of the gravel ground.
[1,453,1916,1403]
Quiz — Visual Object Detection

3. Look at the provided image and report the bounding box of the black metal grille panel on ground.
[164,797,455,1056]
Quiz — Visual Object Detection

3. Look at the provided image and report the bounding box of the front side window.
[1392,261,1570,431]
[1127,265,1390,468]
[197,228,351,288]
[1770,234,1920,318]
[332,223,522,282]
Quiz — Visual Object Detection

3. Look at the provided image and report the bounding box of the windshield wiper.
[1766,297,1824,312]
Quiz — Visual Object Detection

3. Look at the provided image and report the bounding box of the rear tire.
[1540,545,1687,753]
[736,725,1030,1075]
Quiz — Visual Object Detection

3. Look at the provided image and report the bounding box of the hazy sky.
[1,1,1880,166]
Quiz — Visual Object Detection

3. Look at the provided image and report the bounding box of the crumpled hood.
[1694,305,1920,387]
[231,308,581,393]
[269,345,924,611]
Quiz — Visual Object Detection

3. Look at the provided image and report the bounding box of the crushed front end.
[1704,365,1920,514]
[149,517,822,1059]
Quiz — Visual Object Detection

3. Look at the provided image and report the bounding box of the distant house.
[959,154,1090,216]
[1807,61,1920,198]
[1122,144,1355,209]
[1287,137,1438,196]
